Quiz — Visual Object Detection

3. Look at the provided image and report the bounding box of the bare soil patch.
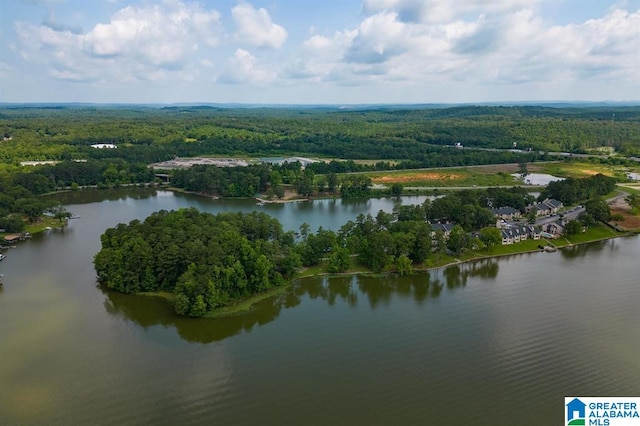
[580,168,614,176]
[610,207,640,230]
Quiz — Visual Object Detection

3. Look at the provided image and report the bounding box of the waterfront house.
[527,198,564,216]
[524,225,541,240]
[431,223,455,239]
[545,220,565,236]
[501,229,514,245]
[500,225,541,245]
[491,206,521,220]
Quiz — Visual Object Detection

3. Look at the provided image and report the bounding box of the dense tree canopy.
[94,209,300,317]
[3,105,639,166]
[540,173,617,204]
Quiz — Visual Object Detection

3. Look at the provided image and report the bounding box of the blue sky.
[1,0,638,104]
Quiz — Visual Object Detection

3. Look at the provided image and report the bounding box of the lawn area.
[481,238,547,256]
[618,184,640,195]
[0,216,71,240]
[562,223,620,245]
[23,216,68,233]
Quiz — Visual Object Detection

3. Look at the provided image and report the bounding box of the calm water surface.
[512,172,564,186]
[0,188,638,425]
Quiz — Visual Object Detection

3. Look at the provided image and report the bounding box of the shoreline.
[295,233,631,280]
[135,230,634,318]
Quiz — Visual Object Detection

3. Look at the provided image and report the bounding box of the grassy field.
[348,160,640,188]
[618,184,640,195]
[481,239,548,256]
[363,167,523,187]
[553,224,621,247]
[539,161,640,181]
[0,216,69,241]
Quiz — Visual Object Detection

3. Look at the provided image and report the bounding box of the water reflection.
[436,259,499,290]
[512,173,564,185]
[101,259,499,343]
[101,285,292,344]
[559,239,616,259]
[44,187,159,205]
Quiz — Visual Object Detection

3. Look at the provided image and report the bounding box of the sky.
[0,0,639,104]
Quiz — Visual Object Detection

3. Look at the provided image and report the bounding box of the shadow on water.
[101,258,500,344]
[432,259,499,291]
[43,187,159,205]
[101,284,295,344]
[559,239,616,259]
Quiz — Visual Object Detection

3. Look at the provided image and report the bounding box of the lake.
[1,188,638,425]
[512,173,564,186]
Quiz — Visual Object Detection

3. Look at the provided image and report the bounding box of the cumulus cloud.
[8,0,639,101]
[345,12,416,63]
[217,49,275,84]
[294,2,640,90]
[14,1,221,82]
[84,2,221,65]
[232,3,287,48]
[363,0,534,23]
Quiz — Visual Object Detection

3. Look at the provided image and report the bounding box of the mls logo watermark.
[565,397,640,426]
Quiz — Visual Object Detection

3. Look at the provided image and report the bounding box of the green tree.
[174,293,190,315]
[578,212,596,226]
[564,220,583,235]
[585,198,611,222]
[327,173,338,194]
[327,245,351,273]
[478,227,502,248]
[14,198,46,223]
[446,225,469,255]
[390,183,403,196]
[395,254,413,276]
[190,295,207,317]
[518,160,529,178]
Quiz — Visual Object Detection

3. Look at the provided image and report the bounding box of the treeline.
[0,159,153,232]
[169,162,374,199]
[171,164,271,197]
[94,209,300,317]
[2,105,639,165]
[539,173,617,204]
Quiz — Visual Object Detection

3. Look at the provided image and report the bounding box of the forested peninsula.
[94,174,620,317]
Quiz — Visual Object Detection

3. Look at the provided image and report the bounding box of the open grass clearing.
[363,167,523,187]
[564,223,621,245]
[539,161,640,182]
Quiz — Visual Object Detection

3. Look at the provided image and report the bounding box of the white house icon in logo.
[566,398,586,424]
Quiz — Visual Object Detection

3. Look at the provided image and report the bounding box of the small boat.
[0,253,5,261]
[256,201,266,206]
